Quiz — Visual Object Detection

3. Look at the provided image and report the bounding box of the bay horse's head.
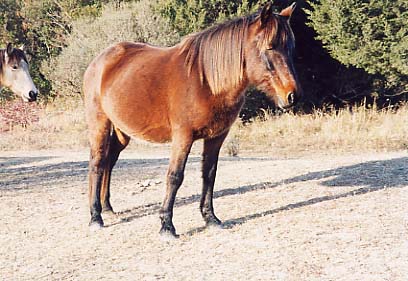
[245,2,301,109]
[0,43,38,102]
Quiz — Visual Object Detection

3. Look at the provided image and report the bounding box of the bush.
[43,0,180,98]
[0,0,119,101]
[307,0,408,93]
[156,0,258,36]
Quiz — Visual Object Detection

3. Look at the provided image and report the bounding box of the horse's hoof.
[159,225,179,239]
[205,216,222,228]
[89,221,103,232]
[206,222,223,230]
[159,230,179,241]
[89,216,104,232]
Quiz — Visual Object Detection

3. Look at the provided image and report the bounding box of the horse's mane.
[178,12,294,95]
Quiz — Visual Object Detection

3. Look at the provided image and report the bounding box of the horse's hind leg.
[200,131,229,226]
[87,111,112,230]
[100,127,130,213]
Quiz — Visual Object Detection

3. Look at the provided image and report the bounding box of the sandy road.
[0,149,407,280]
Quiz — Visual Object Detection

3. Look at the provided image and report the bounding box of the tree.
[156,0,258,36]
[308,0,407,96]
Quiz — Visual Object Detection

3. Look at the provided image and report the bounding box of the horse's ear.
[280,2,296,19]
[6,43,13,56]
[260,2,273,27]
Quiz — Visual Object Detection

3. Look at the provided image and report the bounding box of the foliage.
[0,0,24,43]
[156,0,258,36]
[42,0,180,98]
[307,0,408,92]
[0,0,116,101]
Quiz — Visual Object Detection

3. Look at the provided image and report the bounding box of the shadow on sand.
[108,157,408,234]
[1,155,406,234]
[0,155,275,192]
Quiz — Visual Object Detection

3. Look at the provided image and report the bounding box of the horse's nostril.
[29,91,37,101]
[29,91,37,98]
[288,92,296,105]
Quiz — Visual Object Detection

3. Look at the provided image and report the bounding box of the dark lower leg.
[200,160,221,226]
[100,128,129,213]
[200,132,228,226]
[88,128,111,228]
[86,104,113,229]
[159,171,184,236]
[89,156,105,227]
[100,167,113,213]
[159,134,192,236]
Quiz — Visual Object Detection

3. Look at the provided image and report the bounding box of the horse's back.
[83,42,150,98]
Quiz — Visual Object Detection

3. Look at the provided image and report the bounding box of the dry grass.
[224,103,408,156]
[0,99,88,150]
[1,101,408,155]
[0,98,169,152]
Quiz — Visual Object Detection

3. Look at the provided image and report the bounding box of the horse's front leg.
[200,131,229,226]
[159,133,193,237]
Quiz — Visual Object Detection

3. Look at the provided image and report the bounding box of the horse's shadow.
[0,155,275,191]
[0,156,53,170]
[2,154,406,234]
[110,157,408,235]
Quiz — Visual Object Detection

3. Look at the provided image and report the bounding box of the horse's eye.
[12,65,18,70]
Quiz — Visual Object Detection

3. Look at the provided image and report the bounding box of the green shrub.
[42,0,180,99]
[0,0,24,43]
[307,0,408,91]
[156,0,258,36]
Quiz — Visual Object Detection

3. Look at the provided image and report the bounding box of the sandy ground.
[0,148,407,280]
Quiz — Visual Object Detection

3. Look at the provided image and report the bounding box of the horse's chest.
[194,99,244,139]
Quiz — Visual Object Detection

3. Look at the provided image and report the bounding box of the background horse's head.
[0,43,38,102]
[246,2,301,109]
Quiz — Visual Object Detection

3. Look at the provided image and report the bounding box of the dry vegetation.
[1,101,407,156]
[225,104,408,156]
[42,0,180,99]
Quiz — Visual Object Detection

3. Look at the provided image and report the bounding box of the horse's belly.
[114,119,172,143]
[138,127,172,143]
[102,97,172,143]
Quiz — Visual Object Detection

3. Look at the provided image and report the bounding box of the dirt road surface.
[1,149,407,280]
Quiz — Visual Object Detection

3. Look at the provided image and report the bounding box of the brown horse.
[83,2,301,236]
[0,43,38,102]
